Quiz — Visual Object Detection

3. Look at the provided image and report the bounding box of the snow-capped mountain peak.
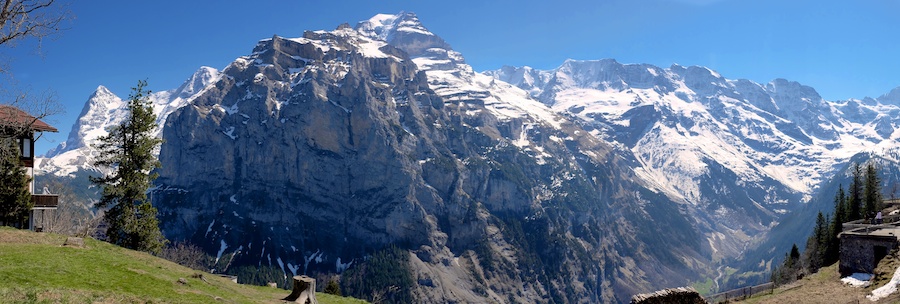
[357,12,434,41]
[89,85,118,103]
[37,66,221,176]
[877,86,900,105]
[489,59,900,202]
[355,12,563,129]
[175,66,220,98]
[356,12,449,57]
[44,85,126,158]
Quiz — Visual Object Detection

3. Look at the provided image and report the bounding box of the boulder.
[63,237,84,248]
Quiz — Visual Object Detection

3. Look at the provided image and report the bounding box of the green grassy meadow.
[0,227,366,304]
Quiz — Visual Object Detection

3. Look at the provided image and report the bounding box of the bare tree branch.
[0,0,68,46]
[0,0,68,144]
[0,0,71,76]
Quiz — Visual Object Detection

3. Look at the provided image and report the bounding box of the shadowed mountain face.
[152,14,708,303]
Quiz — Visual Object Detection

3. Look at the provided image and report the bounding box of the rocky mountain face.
[151,14,710,303]
[488,58,900,286]
[38,11,900,304]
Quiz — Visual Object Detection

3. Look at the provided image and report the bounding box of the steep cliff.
[154,16,708,303]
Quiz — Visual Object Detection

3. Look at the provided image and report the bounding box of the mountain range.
[35,12,900,303]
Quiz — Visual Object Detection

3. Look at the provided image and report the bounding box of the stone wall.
[630,287,705,304]
[840,233,898,276]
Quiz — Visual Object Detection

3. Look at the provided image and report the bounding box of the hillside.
[732,258,900,303]
[0,227,366,304]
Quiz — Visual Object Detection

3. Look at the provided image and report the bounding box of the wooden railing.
[838,199,900,232]
[705,282,774,303]
[842,217,900,233]
[32,194,59,209]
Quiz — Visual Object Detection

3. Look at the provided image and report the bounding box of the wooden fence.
[704,282,774,303]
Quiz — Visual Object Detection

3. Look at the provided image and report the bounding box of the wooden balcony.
[32,194,59,209]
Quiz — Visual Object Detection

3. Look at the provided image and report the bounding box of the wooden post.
[284,275,318,304]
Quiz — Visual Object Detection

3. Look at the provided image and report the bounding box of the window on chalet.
[19,136,32,159]
[2,135,33,159]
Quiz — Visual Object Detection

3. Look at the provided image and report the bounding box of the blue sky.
[4,0,900,154]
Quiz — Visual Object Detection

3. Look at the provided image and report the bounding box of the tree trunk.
[284,275,318,304]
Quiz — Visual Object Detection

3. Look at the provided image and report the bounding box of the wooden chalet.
[0,105,58,232]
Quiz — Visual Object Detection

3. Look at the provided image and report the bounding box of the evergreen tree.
[849,163,863,221]
[789,244,800,265]
[781,161,889,285]
[835,185,847,225]
[90,80,167,254]
[864,162,882,216]
[804,212,829,272]
[825,185,846,264]
[0,140,31,228]
[773,243,803,285]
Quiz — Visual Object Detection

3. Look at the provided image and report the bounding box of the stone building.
[839,225,900,276]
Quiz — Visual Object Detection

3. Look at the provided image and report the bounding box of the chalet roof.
[0,105,58,132]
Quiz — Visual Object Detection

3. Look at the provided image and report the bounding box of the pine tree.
[825,185,846,264]
[832,185,846,225]
[90,80,167,254]
[774,243,803,283]
[849,163,863,221]
[864,162,882,216]
[790,243,800,260]
[0,140,31,228]
[804,212,829,272]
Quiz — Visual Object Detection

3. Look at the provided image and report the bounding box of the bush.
[159,241,213,271]
[324,279,342,296]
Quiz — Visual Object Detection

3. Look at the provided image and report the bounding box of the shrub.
[324,279,342,296]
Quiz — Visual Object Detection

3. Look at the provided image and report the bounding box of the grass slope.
[0,227,366,304]
[736,261,900,304]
